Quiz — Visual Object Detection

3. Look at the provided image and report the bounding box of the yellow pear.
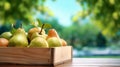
[0,32,12,40]
[30,32,47,41]
[28,37,48,48]
[28,27,45,40]
[47,37,62,47]
[9,28,28,47]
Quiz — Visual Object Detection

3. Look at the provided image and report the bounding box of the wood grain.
[0,58,120,67]
[0,46,72,65]
[0,47,52,64]
[53,46,72,65]
[57,58,120,67]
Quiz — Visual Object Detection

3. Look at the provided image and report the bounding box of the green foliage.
[76,0,120,37]
[0,0,54,24]
[0,0,56,33]
[0,0,40,24]
[61,22,99,49]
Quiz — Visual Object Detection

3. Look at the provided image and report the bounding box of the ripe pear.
[46,29,60,39]
[60,39,67,46]
[30,32,47,41]
[47,37,62,47]
[28,27,45,40]
[0,32,12,40]
[28,37,48,48]
[9,28,28,47]
[0,38,9,47]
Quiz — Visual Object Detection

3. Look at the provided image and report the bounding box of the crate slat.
[0,46,72,65]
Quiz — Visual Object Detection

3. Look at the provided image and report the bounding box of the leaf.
[39,23,52,29]
[37,19,52,29]
[11,24,17,34]
[39,23,52,35]
[43,23,52,28]
[11,28,16,34]
[37,19,42,25]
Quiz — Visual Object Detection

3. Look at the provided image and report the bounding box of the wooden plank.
[0,58,120,67]
[0,47,51,64]
[56,58,120,67]
[53,46,72,65]
[0,46,72,65]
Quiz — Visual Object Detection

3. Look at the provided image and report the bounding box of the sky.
[45,0,82,26]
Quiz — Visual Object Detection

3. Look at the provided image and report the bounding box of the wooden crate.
[0,46,72,66]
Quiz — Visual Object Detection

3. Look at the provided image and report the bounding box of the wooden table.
[0,58,120,67]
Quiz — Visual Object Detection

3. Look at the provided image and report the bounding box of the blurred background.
[0,0,120,58]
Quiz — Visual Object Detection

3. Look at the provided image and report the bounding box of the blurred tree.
[96,32,107,48]
[0,0,40,25]
[0,0,56,33]
[62,21,99,49]
[76,0,120,37]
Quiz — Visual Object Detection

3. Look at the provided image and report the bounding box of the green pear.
[0,32,12,40]
[30,32,47,41]
[47,37,62,47]
[28,27,45,40]
[28,37,48,48]
[9,28,28,47]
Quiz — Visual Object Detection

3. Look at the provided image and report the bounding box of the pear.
[0,38,9,47]
[47,37,62,47]
[28,37,48,48]
[9,28,28,47]
[30,32,47,41]
[0,32,12,40]
[28,27,45,40]
[60,39,67,46]
[46,29,60,39]
[46,29,62,47]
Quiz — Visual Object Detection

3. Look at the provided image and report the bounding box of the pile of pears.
[0,26,67,48]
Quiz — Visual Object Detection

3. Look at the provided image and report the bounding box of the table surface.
[0,58,120,67]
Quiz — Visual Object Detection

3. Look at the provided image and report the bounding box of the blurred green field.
[76,56,120,58]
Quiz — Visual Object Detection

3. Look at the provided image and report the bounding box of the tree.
[62,21,99,49]
[0,0,55,24]
[76,0,120,37]
[0,0,40,25]
[96,32,107,48]
[0,0,56,33]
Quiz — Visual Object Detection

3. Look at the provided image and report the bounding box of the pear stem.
[20,23,23,28]
[11,24,15,29]
[39,24,45,35]
[11,23,16,34]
